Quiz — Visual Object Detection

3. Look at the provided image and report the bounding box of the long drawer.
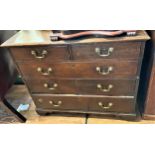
[71,42,141,60]
[17,60,139,79]
[27,79,136,96]
[32,94,135,113]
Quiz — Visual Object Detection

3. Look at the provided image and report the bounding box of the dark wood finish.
[16,60,138,79]
[139,31,155,119]
[72,42,141,60]
[27,79,78,94]
[0,30,26,123]
[145,63,155,116]
[144,62,155,118]
[87,97,135,113]
[76,79,136,96]
[27,79,136,96]
[11,46,70,62]
[32,94,135,113]
[1,30,149,47]
[33,95,88,111]
[50,30,137,41]
[1,30,149,120]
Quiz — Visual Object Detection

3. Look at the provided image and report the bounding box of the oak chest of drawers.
[1,30,150,120]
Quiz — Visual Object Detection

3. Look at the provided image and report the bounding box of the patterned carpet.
[0,102,19,124]
[0,85,30,124]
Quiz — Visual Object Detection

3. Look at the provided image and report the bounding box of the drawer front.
[11,46,69,62]
[32,95,88,111]
[32,95,135,113]
[17,60,138,79]
[76,79,136,96]
[26,79,136,96]
[26,79,77,94]
[87,97,135,113]
[72,42,141,60]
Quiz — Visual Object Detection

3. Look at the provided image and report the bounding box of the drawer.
[26,79,136,96]
[76,79,136,96]
[87,96,135,113]
[11,46,69,62]
[17,60,138,79]
[26,79,77,94]
[32,94,135,113]
[72,42,141,60]
[32,95,88,111]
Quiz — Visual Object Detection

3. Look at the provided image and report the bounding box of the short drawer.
[26,79,77,94]
[17,60,138,79]
[32,94,135,113]
[72,42,141,60]
[87,96,135,113]
[11,46,69,62]
[76,79,136,96]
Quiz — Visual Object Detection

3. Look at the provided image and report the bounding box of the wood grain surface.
[1,30,150,120]
[4,85,155,124]
[1,30,150,47]
[16,60,139,79]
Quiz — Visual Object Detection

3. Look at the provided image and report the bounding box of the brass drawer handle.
[95,47,114,57]
[44,83,58,90]
[98,102,113,110]
[49,100,62,107]
[96,66,113,75]
[31,50,48,59]
[97,84,113,92]
[38,98,43,103]
[37,67,52,76]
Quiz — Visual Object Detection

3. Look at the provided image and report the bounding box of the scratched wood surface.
[2,85,155,124]
[1,30,150,47]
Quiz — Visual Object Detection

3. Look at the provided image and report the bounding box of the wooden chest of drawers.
[1,30,149,120]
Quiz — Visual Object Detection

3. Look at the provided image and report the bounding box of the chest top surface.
[1,30,150,47]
